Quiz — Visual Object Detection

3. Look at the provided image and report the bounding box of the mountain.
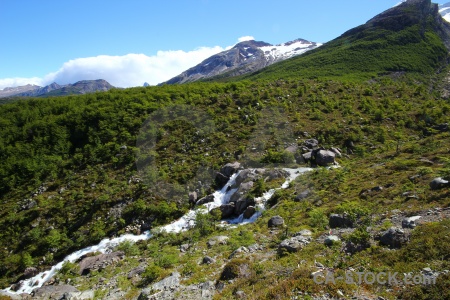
[162,39,320,84]
[439,2,450,22]
[0,79,115,98]
[0,84,40,98]
[240,0,450,82]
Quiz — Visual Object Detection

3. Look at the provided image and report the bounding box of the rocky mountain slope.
[162,39,320,84]
[0,79,115,99]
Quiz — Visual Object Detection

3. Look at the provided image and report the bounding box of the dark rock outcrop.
[380,227,410,248]
[268,215,284,227]
[78,251,124,275]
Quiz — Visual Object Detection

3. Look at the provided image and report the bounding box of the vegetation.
[1,1,450,299]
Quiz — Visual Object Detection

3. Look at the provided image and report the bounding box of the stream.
[3,167,312,295]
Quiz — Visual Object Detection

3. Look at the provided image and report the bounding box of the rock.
[23,267,39,279]
[152,272,180,291]
[207,236,229,248]
[402,216,421,229]
[284,145,298,154]
[215,172,230,189]
[218,203,235,218]
[302,152,312,162]
[380,227,410,248]
[315,149,336,166]
[266,169,289,181]
[234,197,255,216]
[230,181,254,203]
[278,235,311,254]
[304,139,319,149]
[231,169,261,189]
[430,177,449,190]
[32,285,79,299]
[220,261,251,280]
[228,246,249,259]
[140,223,151,232]
[329,213,353,228]
[324,235,341,246]
[196,194,215,206]
[330,147,342,157]
[10,282,22,292]
[127,265,145,279]
[180,243,190,252]
[294,189,311,201]
[220,162,241,177]
[188,191,198,205]
[268,215,284,228]
[78,251,124,275]
[64,290,95,300]
[243,206,256,219]
[202,256,216,264]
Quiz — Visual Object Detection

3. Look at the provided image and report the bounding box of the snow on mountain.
[162,38,321,85]
[439,2,450,22]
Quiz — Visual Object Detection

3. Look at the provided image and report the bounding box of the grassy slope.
[1,1,450,298]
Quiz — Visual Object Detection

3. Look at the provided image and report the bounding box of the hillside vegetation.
[1,0,450,299]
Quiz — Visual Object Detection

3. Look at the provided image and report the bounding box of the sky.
[0,0,448,89]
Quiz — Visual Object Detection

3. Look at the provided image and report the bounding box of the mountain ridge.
[161,38,321,85]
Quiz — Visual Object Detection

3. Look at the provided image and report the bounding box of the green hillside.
[1,0,450,299]
[239,0,450,82]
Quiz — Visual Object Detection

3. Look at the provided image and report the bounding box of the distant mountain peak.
[162,38,321,84]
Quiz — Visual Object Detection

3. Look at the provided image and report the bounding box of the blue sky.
[0,0,448,88]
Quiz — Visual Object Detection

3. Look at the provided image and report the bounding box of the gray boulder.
[32,285,79,299]
[220,162,241,177]
[268,215,284,228]
[380,227,410,248]
[304,139,319,149]
[294,189,311,201]
[315,150,336,166]
[243,206,256,219]
[430,177,449,190]
[23,267,39,279]
[278,235,311,254]
[218,203,235,218]
[188,191,198,205]
[329,213,353,228]
[202,256,216,264]
[78,251,124,275]
[196,194,214,206]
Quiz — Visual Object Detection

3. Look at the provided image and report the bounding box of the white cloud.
[0,45,227,89]
[0,77,44,90]
[238,36,255,42]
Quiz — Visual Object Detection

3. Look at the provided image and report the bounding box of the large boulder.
[220,162,241,177]
[304,139,319,149]
[220,260,251,280]
[294,189,311,201]
[329,213,353,228]
[235,197,255,216]
[196,194,215,206]
[218,203,235,219]
[78,251,124,275]
[243,206,256,219]
[32,285,79,299]
[23,267,39,279]
[268,215,284,228]
[188,191,198,205]
[380,227,410,248]
[315,149,336,166]
[324,235,341,246]
[278,235,311,254]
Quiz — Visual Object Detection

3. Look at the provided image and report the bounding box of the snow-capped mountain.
[440,2,450,22]
[162,38,321,85]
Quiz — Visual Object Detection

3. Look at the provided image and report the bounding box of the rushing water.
[3,167,311,295]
